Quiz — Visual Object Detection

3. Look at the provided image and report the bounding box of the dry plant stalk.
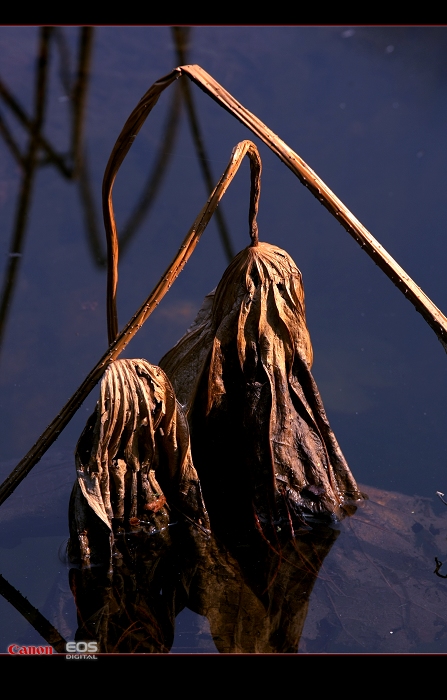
[160,241,363,536]
[69,359,209,568]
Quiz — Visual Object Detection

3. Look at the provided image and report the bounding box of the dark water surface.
[1,26,447,654]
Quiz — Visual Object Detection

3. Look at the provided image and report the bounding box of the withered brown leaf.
[69,358,209,568]
[160,241,363,539]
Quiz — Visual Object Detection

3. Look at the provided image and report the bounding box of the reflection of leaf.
[69,545,176,653]
[160,242,363,539]
[69,359,209,568]
[189,527,339,653]
[302,485,447,653]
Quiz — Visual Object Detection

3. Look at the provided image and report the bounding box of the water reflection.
[0,28,95,349]
[69,520,338,654]
[69,521,180,653]
[0,26,233,356]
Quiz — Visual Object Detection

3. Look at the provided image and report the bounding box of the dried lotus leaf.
[68,358,209,568]
[160,242,363,539]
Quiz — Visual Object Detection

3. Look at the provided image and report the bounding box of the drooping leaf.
[68,358,209,568]
[160,242,363,539]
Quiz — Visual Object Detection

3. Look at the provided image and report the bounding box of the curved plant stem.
[103,69,180,344]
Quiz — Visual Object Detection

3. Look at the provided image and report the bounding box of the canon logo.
[8,645,53,655]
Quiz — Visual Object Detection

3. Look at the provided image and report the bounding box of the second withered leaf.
[69,359,209,568]
[160,241,363,539]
